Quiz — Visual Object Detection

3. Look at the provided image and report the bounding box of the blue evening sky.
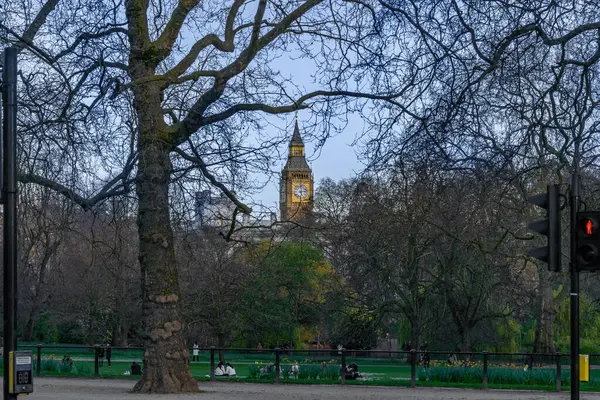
[241,45,365,213]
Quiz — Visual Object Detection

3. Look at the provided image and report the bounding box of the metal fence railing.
[14,344,591,392]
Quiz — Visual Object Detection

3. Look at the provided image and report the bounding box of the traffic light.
[576,211,600,271]
[527,184,561,272]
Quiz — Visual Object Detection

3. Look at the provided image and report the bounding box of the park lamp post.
[1,46,22,400]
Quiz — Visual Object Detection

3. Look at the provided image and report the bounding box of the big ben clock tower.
[280,120,314,222]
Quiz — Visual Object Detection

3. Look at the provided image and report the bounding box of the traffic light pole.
[1,47,18,400]
[570,171,580,400]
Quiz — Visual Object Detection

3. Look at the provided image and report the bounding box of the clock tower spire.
[280,120,314,222]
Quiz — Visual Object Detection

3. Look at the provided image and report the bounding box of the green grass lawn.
[10,348,600,392]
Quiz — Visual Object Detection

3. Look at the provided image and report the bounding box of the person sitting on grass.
[290,361,299,375]
[131,361,142,375]
[225,362,236,376]
[345,362,361,380]
[259,364,281,374]
[61,355,73,368]
[215,361,227,376]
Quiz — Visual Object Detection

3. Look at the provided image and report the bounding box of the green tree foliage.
[239,242,339,348]
[556,293,600,353]
[327,301,379,350]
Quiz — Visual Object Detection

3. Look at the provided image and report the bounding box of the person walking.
[106,344,112,367]
[192,341,199,362]
[98,345,105,367]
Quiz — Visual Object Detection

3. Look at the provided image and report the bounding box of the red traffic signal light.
[586,220,593,235]
[583,218,597,236]
[576,212,600,270]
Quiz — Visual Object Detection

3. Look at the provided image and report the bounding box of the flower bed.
[418,365,571,386]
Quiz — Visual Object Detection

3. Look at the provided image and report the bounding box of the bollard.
[340,348,346,385]
[410,349,416,388]
[210,346,215,382]
[482,351,488,390]
[275,348,281,383]
[36,344,42,377]
[94,345,99,378]
[556,352,561,392]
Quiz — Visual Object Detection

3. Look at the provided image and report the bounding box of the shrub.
[248,364,277,379]
[320,365,340,380]
[248,365,261,379]
[41,357,58,373]
[281,367,291,380]
[298,365,321,380]
[74,362,92,376]
[418,366,571,386]
[58,362,73,374]
[418,366,482,383]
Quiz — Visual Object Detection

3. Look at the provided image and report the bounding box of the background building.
[280,120,314,222]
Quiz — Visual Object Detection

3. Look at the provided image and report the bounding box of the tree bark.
[130,77,196,393]
[113,279,131,347]
[217,334,225,363]
[460,326,471,353]
[533,279,555,354]
[112,313,129,347]
[22,303,41,342]
[22,239,55,341]
[409,317,420,351]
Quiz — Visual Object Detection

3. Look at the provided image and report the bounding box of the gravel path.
[11,378,600,399]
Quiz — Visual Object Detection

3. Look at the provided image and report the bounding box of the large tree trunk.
[409,317,420,351]
[533,279,556,354]
[217,334,225,363]
[459,326,471,353]
[131,77,196,393]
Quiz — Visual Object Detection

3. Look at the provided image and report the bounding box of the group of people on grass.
[62,344,143,376]
[191,340,365,379]
[191,341,239,377]
[345,362,361,379]
[256,361,361,379]
[62,340,368,380]
[61,355,73,368]
[215,361,236,376]
[97,344,112,367]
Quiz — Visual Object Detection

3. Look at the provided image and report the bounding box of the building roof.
[283,156,311,171]
[290,119,304,146]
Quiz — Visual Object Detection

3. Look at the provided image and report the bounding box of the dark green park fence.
[14,344,591,392]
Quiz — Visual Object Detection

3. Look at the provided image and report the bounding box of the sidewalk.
[13,377,600,399]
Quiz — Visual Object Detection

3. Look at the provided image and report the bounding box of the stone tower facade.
[280,120,314,222]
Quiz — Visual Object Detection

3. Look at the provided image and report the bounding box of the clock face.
[293,184,309,200]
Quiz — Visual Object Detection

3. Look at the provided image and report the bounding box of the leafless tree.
[18,185,73,341]
[177,230,250,362]
[2,0,403,392]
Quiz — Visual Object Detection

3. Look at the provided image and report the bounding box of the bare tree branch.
[172,146,251,214]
